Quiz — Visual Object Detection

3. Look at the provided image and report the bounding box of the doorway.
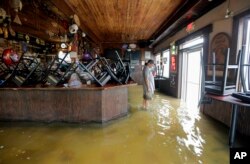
[180,37,203,109]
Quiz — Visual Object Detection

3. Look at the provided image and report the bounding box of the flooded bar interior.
[1,0,250,163]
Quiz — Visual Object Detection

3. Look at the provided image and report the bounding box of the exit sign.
[186,22,195,33]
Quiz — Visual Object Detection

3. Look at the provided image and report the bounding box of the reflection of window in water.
[58,51,71,64]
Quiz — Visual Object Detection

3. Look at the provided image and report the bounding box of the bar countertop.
[0,83,137,91]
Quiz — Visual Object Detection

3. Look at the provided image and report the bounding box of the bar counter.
[0,83,136,123]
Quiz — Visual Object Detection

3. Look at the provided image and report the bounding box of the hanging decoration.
[10,0,23,25]
[129,43,136,49]
[69,24,78,34]
[0,8,6,24]
[73,14,80,26]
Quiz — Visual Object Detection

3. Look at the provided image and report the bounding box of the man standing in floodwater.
[142,59,155,109]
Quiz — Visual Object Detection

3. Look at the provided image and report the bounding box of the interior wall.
[154,0,250,53]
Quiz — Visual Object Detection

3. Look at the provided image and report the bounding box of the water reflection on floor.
[0,85,229,164]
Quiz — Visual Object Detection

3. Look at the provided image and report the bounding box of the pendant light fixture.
[225,0,233,19]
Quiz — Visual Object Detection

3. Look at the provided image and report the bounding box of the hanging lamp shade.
[129,43,136,49]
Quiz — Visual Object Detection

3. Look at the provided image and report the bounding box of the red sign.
[186,22,195,33]
[170,56,177,72]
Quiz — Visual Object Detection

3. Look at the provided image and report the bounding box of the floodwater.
[0,85,231,164]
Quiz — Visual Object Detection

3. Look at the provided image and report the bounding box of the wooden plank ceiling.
[0,0,225,47]
[63,0,184,43]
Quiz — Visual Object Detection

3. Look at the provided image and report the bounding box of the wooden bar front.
[0,84,133,123]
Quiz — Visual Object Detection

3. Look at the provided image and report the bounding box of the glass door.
[180,36,204,109]
[181,49,202,109]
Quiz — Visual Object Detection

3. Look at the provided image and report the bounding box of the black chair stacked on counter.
[11,53,42,86]
[77,50,131,86]
[77,57,111,87]
[43,52,77,86]
[100,51,131,85]
[0,49,43,87]
[0,49,132,87]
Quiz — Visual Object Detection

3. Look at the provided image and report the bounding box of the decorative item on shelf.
[36,38,40,44]
[63,34,68,42]
[1,16,16,38]
[21,41,28,52]
[40,40,45,46]
[25,34,30,43]
[82,51,92,61]
[17,33,24,39]
[122,44,128,50]
[60,43,67,49]
[9,24,16,37]
[2,48,19,66]
[0,8,6,24]
[2,26,8,38]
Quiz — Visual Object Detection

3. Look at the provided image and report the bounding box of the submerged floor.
[0,85,232,163]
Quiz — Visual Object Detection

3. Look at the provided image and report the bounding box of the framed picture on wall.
[145,51,151,59]
[208,32,230,76]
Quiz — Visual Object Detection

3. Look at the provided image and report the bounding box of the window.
[241,16,250,92]
[155,53,161,77]
[162,49,170,78]
[234,10,250,93]
[179,36,204,50]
